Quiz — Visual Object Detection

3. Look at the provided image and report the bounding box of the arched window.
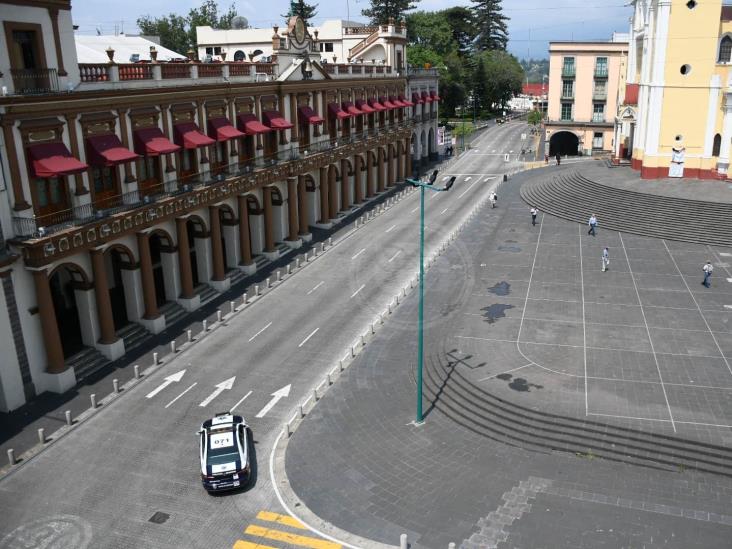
[712,133,722,157]
[234,50,245,61]
[719,35,732,63]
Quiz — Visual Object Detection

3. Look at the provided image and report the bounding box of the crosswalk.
[232,511,341,549]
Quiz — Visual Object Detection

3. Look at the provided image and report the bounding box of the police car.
[198,412,251,493]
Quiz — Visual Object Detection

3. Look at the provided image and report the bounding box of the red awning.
[379,97,396,110]
[368,99,386,112]
[86,134,138,166]
[237,113,272,135]
[389,96,406,108]
[430,91,441,101]
[133,127,181,156]
[328,103,351,120]
[398,95,415,107]
[298,106,324,125]
[263,110,294,130]
[27,142,88,178]
[421,92,433,103]
[343,102,363,116]
[355,100,376,114]
[208,117,245,141]
[174,122,215,149]
[411,93,424,105]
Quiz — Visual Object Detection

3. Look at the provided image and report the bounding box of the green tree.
[405,11,455,56]
[187,0,237,49]
[136,14,190,55]
[362,0,417,26]
[472,0,509,51]
[406,44,443,69]
[472,57,488,115]
[283,0,318,26]
[442,7,478,55]
[527,110,542,126]
[479,49,524,109]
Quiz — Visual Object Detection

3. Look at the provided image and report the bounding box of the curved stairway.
[422,350,732,477]
[520,172,732,247]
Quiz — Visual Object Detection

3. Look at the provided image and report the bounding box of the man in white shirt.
[489,192,497,208]
[530,207,538,226]
[588,214,598,236]
[702,261,713,288]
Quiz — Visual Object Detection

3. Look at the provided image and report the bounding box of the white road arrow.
[465,176,472,181]
[199,376,236,407]
[145,370,186,399]
[255,384,291,418]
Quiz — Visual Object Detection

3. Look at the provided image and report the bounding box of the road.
[0,121,531,549]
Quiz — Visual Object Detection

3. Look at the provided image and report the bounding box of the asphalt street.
[0,121,532,549]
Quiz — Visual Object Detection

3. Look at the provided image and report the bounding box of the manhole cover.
[149,512,170,524]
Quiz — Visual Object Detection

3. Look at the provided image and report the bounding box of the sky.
[70,0,634,59]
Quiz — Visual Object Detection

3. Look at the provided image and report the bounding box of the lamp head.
[427,170,438,185]
[444,176,456,191]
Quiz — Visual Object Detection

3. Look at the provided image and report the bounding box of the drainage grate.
[148,512,170,524]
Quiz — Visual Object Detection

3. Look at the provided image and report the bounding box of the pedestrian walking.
[602,247,610,272]
[530,207,538,226]
[556,152,561,166]
[588,214,598,236]
[489,191,497,208]
[544,154,549,165]
[702,261,713,287]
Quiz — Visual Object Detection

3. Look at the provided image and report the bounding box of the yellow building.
[616,0,732,179]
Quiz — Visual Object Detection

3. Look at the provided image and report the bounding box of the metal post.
[90,393,97,409]
[416,184,425,423]
[400,534,408,549]
[7,449,15,465]
[217,310,222,322]
[277,270,281,282]
[203,320,208,332]
[244,291,249,304]
[171,340,176,353]
[65,410,72,425]
[231,300,236,314]
[134,364,140,379]
[187,329,192,343]
[113,379,119,393]
[152,352,158,365]
[37,428,45,445]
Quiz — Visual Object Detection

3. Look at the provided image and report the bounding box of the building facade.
[0,1,439,411]
[545,38,628,156]
[614,0,732,179]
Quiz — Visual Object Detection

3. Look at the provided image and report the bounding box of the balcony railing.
[592,114,606,123]
[561,65,576,77]
[12,119,415,239]
[10,68,59,95]
[594,67,609,78]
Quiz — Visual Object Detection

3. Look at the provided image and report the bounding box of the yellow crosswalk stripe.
[233,540,278,549]
[245,525,341,549]
[256,510,306,530]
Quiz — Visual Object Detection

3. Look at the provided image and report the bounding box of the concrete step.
[253,254,270,270]
[197,284,218,305]
[66,346,110,382]
[423,352,732,478]
[228,268,245,286]
[159,301,187,328]
[276,242,293,257]
[116,322,151,353]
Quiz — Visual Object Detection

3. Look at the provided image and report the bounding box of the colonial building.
[0,1,439,410]
[614,0,732,179]
[545,36,628,157]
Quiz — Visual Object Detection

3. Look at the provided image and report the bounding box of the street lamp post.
[406,170,456,423]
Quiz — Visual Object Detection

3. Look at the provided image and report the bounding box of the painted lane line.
[255,384,291,418]
[248,321,273,342]
[411,206,419,213]
[350,284,366,299]
[720,252,732,257]
[256,511,306,530]
[351,248,366,260]
[385,224,396,233]
[230,390,253,412]
[440,208,448,215]
[306,281,325,295]
[388,250,401,263]
[244,525,341,549]
[164,382,197,409]
[429,192,440,200]
[199,376,236,408]
[298,327,319,348]
[458,180,478,198]
[725,305,732,310]
[727,278,732,283]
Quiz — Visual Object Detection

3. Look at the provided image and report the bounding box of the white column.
[120,268,144,322]
[717,94,732,174]
[703,74,722,158]
[223,224,240,266]
[74,288,100,347]
[194,236,213,284]
[644,0,671,157]
[161,251,180,302]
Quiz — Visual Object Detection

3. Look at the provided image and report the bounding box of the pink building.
[546,37,628,157]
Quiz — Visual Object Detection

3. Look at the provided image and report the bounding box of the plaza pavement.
[285,164,732,548]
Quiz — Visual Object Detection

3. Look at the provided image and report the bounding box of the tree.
[478,49,524,109]
[406,44,443,69]
[362,0,417,26]
[136,14,190,55]
[283,0,318,26]
[472,57,488,115]
[406,12,455,56]
[187,0,237,49]
[442,7,478,55]
[527,110,542,126]
[472,0,509,51]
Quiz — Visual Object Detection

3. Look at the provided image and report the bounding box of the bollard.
[277,270,281,282]
[203,320,208,332]
[299,405,305,418]
[267,277,271,288]
[113,379,119,394]
[213,308,220,321]
[255,284,260,296]
[339,359,344,372]
[38,428,45,445]
[361,334,365,346]
[187,329,193,343]
[313,388,319,401]
[327,374,332,386]
[400,534,408,549]
[402,287,407,297]
[296,258,301,269]
[287,264,292,274]
[371,323,375,334]
[328,237,333,246]
[230,301,236,314]
[410,279,414,288]
[284,422,291,438]
[244,291,249,304]
[134,365,140,379]
[7,449,15,466]
[388,302,392,314]
[90,393,97,409]
[396,294,400,305]
[351,346,356,357]
[65,410,72,426]
[320,243,325,253]
[313,247,318,257]
[449,544,456,549]
[171,340,177,354]
[153,352,159,365]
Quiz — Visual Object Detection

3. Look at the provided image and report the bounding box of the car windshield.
[206,430,239,466]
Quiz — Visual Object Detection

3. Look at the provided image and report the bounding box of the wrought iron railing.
[10,68,59,95]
